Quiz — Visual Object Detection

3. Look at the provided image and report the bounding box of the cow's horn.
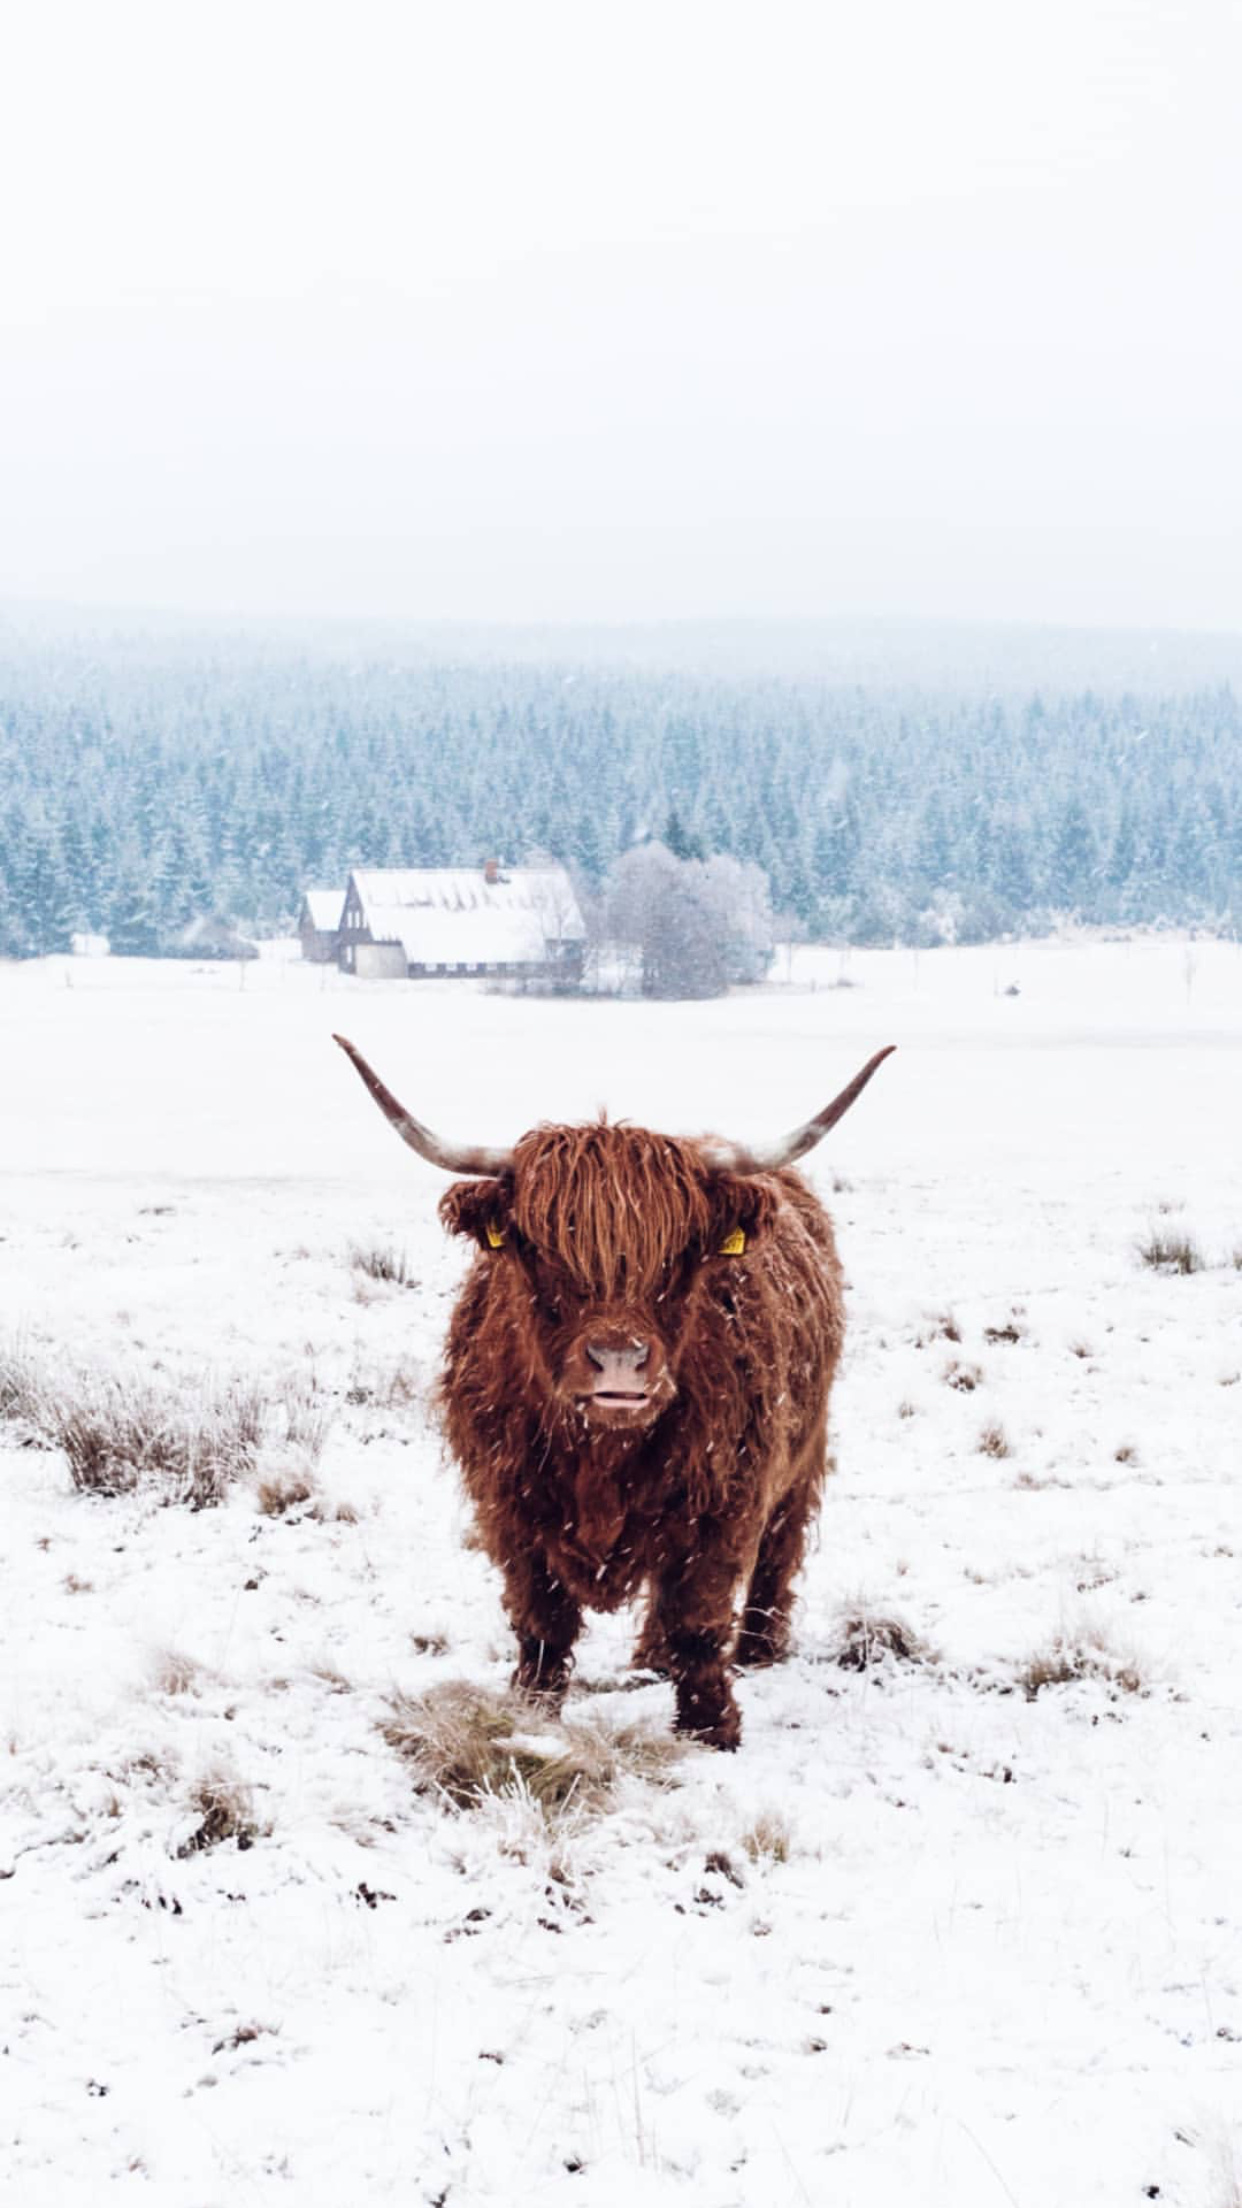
[710,1045,897,1172]
[333,1036,515,1175]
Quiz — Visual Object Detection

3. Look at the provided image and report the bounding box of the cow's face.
[440,1122,775,1436]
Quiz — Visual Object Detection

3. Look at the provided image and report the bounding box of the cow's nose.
[586,1341,650,1375]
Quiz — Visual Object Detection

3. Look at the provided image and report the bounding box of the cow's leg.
[504,1551,582,1705]
[631,1592,670,1676]
[735,1488,813,1669]
[648,1536,745,1750]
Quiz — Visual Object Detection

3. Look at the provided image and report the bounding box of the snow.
[2,937,1241,2207]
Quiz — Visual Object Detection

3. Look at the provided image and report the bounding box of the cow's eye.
[531,1268,565,1321]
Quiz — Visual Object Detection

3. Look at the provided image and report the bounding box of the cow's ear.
[438,1178,513,1250]
[708,1174,777,1255]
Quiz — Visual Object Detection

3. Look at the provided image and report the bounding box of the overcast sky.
[1,0,1239,630]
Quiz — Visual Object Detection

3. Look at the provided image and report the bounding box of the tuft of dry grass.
[828,1607,935,1671]
[1017,1631,1146,1701]
[344,1357,423,1410]
[0,1345,327,1509]
[943,1359,983,1392]
[212,2021,279,2055]
[0,1346,47,1431]
[256,1469,317,1518]
[914,1313,961,1348]
[381,1680,685,1821]
[1136,1228,1204,1275]
[977,1422,1011,1458]
[983,1319,1024,1345]
[350,1242,417,1289]
[55,1380,266,1504]
[177,1770,262,1856]
[741,1810,791,1864]
[152,1649,203,1696]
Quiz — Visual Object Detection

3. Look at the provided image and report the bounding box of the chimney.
[483,858,499,885]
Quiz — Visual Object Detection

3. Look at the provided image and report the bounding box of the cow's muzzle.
[564,1326,674,1430]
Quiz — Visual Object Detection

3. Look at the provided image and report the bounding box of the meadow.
[2,936,1240,2207]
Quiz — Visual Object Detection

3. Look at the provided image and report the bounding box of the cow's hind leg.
[504,1551,582,1706]
[735,1484,815,1669]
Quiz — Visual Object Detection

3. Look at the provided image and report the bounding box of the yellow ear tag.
[719,1227,746,1256]
[485,1221,505,1250]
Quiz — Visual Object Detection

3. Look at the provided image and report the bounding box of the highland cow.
[335,1035,894,1749]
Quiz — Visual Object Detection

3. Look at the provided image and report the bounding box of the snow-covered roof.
[349,867,584,965]
[302,888,345,932]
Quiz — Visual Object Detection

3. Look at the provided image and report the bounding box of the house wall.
[299,918,339,963]
[351,941,409,980]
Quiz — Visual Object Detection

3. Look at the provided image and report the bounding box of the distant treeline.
[0,633,1239,954]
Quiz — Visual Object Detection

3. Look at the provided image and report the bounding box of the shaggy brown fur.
[437,1121,846,1750]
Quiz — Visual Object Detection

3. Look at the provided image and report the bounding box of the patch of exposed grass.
[152,1649,203,1696]
[211,2021,280,2055]
[915,1313,961,1348]
[983,1319,1024,1345]
[0,1346,47,1431]
[256,1469,317,1518]
[741,1811,791,1865]
[828,1607,935,1671]
[381,1680,686,1821]
[350,1242,417,1289]
[177,1770,262,1856]
[1136,1228,1204,1275]
[0,1345,326,1508]
[56,1381,266,1504]
[1018,1631,1146,1701]
[977,1422,1010,1458]
[344,1357,423,1410]
[943,1359,983,1392]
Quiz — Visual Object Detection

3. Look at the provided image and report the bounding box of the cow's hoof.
[512,1663,569,1708]
[676,1696,742,1752]
[693,1712,742,1752]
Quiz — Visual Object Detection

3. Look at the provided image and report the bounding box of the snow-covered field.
[2,937,1240,2208]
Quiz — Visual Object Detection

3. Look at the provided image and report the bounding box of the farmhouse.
[336,862,586,981]
[298,888,346,963]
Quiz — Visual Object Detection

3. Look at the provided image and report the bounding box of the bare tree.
[605,843,774,999]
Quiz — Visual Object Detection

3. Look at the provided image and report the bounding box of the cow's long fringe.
[511,1122,713,1296]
